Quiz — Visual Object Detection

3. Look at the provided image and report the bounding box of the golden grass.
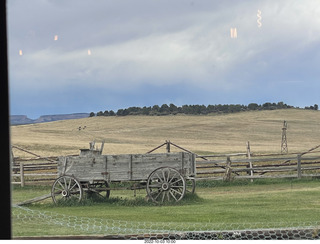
[10,109,320,157]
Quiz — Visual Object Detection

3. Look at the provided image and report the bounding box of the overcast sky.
[7,0,320,118]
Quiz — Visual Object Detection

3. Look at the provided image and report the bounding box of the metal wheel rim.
[146,167,186,203]
[51,175,83,204]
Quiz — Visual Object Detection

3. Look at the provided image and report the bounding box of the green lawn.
[11,178,320,237]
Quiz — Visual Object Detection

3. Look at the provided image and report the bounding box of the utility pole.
[281,120,288,154]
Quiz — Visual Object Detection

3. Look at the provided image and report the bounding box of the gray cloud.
[7,0,320,117]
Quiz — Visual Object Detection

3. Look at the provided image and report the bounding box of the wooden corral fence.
[196,144,320,181]
[11,142,320,187]
[148,141,320,181]
[11,145,58,186]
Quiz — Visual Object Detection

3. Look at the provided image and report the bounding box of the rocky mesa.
[10,113,90,125]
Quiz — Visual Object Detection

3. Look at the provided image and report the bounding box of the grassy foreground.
[12,178,320,237]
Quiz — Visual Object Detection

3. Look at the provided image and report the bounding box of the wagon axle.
[61,190,69,197]
[161,182,170,191]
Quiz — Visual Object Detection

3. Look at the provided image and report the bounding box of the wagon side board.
[58,152,195,183]
[58,155,108,183]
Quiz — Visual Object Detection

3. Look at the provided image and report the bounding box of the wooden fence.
[11,142,320,186]
[12,157,58,186]
[148,141,320,181]
[195,152,320,181]
[11,145,58,186]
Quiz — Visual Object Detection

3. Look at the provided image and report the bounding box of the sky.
[7,0,320,119]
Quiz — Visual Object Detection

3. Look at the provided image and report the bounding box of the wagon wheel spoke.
[161,191,166,203]
[149,173,163,182]
[170,187,184,196]
[152,189,163,201]
[170,185,184,191]
[57,180,65,190]
[54,180,66,193]
[169,190,178,201]
[69,182,79,192]
[162,168,170,182]
[168,172,178,183]
[63,177,69,191]
[155,173,163,183]
[162,170,166,182]
[68,177,72,190]
[171,178,183,185]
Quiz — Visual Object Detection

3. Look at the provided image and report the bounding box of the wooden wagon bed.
[52,149,196,204]
[58,151,196,183]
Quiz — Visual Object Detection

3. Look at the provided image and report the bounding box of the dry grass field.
[10,109,320,157]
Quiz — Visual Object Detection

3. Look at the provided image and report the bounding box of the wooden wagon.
[51,147,196,204]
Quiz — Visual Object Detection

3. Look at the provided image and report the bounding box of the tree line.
[89,102,318,117]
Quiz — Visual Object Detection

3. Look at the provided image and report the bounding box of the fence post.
[297,154,302,179]
[224,156,232,181]
[246,141,253,182]
[20,162,25,187]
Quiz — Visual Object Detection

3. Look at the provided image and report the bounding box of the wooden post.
[297,154,302,179]
[192,153,196,176]
[128,154,132,180]
[20,162,25,187]
[166,140,170,153]
[11,147,14,165]
[100,140,105,154]
[224,156,232,181]
[133,183,136,197]
[247,141,253,182]
[89,141,95,150]
[181,152,185,175]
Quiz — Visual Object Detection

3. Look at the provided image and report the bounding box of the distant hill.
[10,115,34,125]
[10,113,90,125]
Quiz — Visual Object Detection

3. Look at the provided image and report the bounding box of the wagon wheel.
[186,178,196,194]
[87,181,110,199]
[146,167,186,203]
[51,175,83,204]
